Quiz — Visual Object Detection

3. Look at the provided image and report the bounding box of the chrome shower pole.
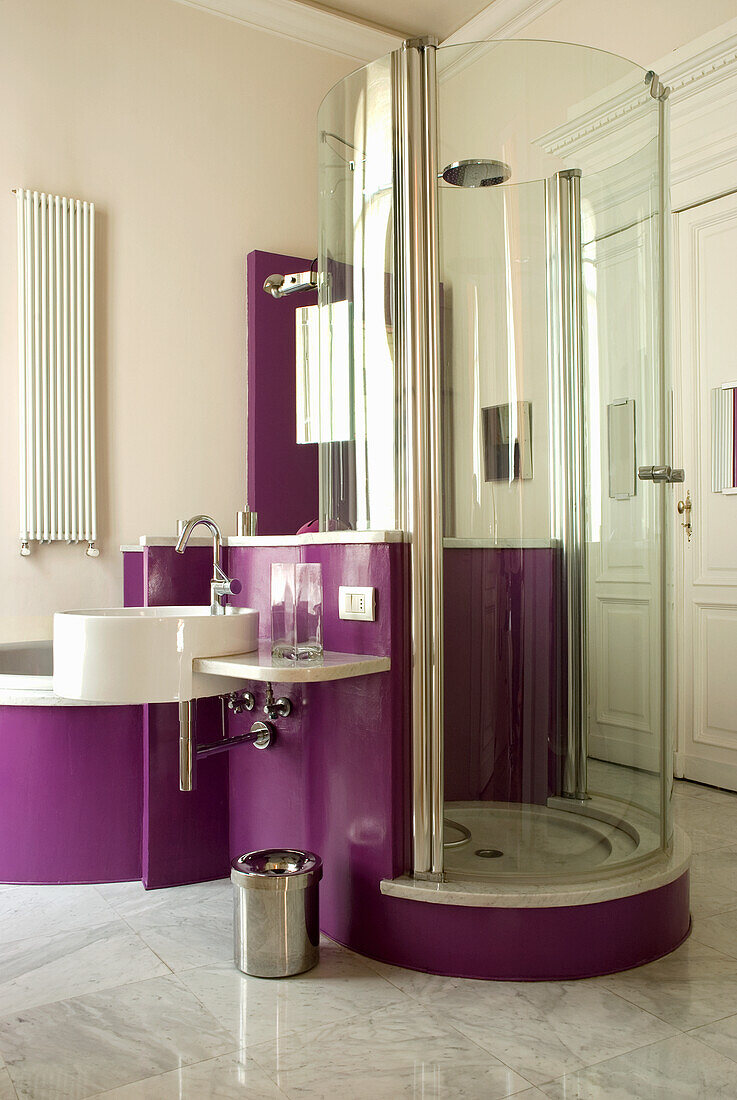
[547,168,588,801]
[393,36,445,878]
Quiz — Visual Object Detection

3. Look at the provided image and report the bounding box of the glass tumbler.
[271,563,323,662]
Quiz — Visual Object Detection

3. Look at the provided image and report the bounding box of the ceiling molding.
[442,0,562,46]
[171,0,403,62]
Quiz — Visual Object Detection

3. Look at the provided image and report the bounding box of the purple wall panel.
[123,552,145,607]
[225,544,299,638]
[444,547,563,805]
[226,541,411,943]
[0,704,142,884]
[142,699,230,889]
[144,545,212,608]
[246,250,319,535]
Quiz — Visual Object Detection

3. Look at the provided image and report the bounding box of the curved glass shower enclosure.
[318,39,671,884]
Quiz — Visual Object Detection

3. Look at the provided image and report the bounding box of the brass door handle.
[677,491,692,542]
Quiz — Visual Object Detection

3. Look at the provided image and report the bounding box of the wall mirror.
[607,398,636,499]
[296,301,353,444]
[712,383,737,493]
[482,401,532,481]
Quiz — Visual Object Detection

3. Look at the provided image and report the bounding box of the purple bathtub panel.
[142,699,230,889]
[444,546,563,806]
[340,871,690,981]
[0,704,142,884]
[247,250,319,535]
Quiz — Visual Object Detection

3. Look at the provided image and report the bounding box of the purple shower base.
[334,874,691,982]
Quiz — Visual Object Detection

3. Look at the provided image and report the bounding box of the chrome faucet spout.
[175,514,239,613]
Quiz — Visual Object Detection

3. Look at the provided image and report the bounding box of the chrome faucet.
[175,515,240,614]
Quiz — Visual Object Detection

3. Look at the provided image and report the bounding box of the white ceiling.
[291,0,496,40]
[170,0,551,62]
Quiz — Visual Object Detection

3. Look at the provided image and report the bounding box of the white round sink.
[53,605,259,704]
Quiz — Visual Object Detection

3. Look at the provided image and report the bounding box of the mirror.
[712,383,737,493]
[295,301,353,444]
[607,398,636,499]
[482,401,533,482]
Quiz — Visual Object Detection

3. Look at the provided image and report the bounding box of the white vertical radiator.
[15,189,98,556]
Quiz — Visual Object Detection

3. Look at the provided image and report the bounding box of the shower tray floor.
[443,798,652,878]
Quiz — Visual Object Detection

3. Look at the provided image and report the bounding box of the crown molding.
[533,18,737,218]
[442,0,561,46]
[170,0,403,62]
[540,25,737,163]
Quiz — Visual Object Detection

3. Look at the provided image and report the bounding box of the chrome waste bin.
[231,849,322,977]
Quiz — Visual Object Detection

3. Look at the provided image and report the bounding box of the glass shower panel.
[317,38,670,882]
[317,56,397,532]
[436,40,667,879]
[581,138,665,830]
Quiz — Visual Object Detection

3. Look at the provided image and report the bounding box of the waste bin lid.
[231,848,323,890]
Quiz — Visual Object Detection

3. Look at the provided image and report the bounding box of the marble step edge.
[380,826,691,909]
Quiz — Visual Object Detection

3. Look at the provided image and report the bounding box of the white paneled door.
[586,222,663,776]
[675,190,737,790]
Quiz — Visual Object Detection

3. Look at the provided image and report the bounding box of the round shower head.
[440,159,512,187]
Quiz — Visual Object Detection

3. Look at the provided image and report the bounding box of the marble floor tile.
[0,1069,15,1100]
[688,878,737,919]
[539,1033,737,1099]
[686,826,734,855]
[351,966,675,1085]
[676,781,737,807]
[88,1053,284,1098]
[0,974,237,1100]
[600,936,737,982]
[690,909,737,958]
[249,1001,531,1099]
[0,922,169,1017]
[691,847,737,895]
[0,886,117,945]
[598,937,737,1029]
[94,879,231,933]
[136,917,233,972]
[181,939,411,1049]
[690,1012,737,1065]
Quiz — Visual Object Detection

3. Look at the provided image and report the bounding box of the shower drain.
[475,848,504,859]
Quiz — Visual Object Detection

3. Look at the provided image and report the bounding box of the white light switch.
[338,585,376,621]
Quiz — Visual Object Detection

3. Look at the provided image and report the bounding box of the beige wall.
[514,0,737,66]
[0,0,354,640]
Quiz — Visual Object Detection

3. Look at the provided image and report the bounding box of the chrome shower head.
[440,159,512,187]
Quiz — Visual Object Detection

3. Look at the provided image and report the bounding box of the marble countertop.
[120,531,406,552]
[194,646,390,684]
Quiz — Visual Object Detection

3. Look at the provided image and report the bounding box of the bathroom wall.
[0,0,355,640]
[510,0,737,66]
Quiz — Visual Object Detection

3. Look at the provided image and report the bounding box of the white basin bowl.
[53,605,259,704]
